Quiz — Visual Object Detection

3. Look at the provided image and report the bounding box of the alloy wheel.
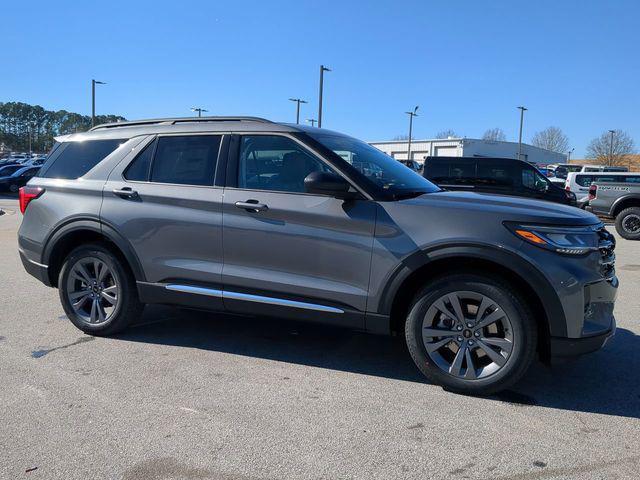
[65,256,120,325]
[421,291,514,380]
[622,214,640,234]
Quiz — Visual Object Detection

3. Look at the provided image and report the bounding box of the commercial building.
[369,137,567,166]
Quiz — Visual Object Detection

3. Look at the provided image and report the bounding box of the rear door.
[221,133,376,328]
[101,134,226,309]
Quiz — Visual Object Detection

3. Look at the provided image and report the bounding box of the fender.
[42,216,146,283]
[376,243,567,337]
[610,194,640,216]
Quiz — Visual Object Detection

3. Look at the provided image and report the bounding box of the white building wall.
[370,138,567,165]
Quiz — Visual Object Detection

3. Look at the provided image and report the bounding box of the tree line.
[0,101,126,153]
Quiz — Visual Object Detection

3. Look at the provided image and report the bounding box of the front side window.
[41,138,125,179]
[150,135,221,186]
[522,169,548,191]
[238,135,333,193]
[576,175,593,187]
[308,132,440,196]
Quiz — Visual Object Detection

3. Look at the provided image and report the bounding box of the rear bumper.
[550,317,616,357]
[19,249,51,286]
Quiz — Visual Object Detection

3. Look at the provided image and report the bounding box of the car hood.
[401,190,600,226]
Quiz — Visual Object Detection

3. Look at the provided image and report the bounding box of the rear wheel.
[59,244,143,335]
[405,274,537,395]
[615,207,640,240]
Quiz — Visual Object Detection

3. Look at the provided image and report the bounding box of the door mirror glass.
[304,171,351,198]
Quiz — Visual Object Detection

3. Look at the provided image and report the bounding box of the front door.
[221,134,377,328]
[101,134,226,309]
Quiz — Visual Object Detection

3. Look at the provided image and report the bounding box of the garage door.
[435,146,457,157]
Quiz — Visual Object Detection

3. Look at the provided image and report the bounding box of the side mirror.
[304,171,352,198]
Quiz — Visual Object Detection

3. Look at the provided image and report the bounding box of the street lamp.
[306,118,317,127]
[191,107,209,117]
[288,98,308,124]
[608,129,616,166]
[567,147,574,162]
[405,106,419,162]
[517,106,527,161]
[91,79,106,127]
[318,65,331,128]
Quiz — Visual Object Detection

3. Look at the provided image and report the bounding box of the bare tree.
[435,129,457,139]
[586,129,636,166]
[531,127,569,153]
[392,134,411,141]
[482,128,506,141]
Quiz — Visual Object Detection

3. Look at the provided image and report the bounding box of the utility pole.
[517,106,527,161]
[405,106,419,162]
[307,118,317,127]
[288,98,308,124]
[567,147,574,163]
[608,130,615,166]
[191,107,208,117]
[91,79,106,128]
[318,65,331,128]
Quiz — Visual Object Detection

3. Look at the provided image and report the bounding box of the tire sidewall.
[405,274,536,395]
[615,207,640,240]
[58,245,130,334]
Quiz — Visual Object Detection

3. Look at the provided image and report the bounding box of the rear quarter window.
[40,139,125,179]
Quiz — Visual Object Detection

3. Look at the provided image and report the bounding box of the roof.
[61,116,338,142]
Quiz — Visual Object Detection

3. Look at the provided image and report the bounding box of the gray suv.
[18,117,618,395]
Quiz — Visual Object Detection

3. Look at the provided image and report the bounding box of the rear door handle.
[235,200,268,212]
[112,187,138,199]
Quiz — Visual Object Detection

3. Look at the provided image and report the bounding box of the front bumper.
[550,316,616,357]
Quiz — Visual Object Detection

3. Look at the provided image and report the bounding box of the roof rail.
[89,116,273,131]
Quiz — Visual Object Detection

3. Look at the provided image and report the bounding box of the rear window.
[41,139,125,179]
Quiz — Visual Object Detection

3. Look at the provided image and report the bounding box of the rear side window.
[150,135,221,186]
[124,140,155,181]
[41,139,125,179]
[426,159,476,185]
[575,175,593,187]
[477,161,516,187]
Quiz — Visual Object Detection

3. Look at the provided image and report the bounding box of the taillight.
[565,185,571,191]
[588,184,597,201]
[19,186,44,214]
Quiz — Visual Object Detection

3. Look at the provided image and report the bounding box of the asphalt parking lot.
[1,195,639,480]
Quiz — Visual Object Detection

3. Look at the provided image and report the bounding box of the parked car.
[553,164,583,179]
[565,172,640,208]
[0,164,24,177]
[423,156,576,205]
[18,117,617,395]
[398,159,422,172]
[588,178,640,240]
[581,165,628,173]
[0,166,40,192]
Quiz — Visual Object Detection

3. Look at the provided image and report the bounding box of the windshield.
[307,132,440,197]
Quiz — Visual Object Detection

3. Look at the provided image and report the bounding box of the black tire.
[615,207,640,240]
[405,274,537,395]
[58,243,143,335]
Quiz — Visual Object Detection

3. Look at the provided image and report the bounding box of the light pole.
[91,79,106,128]
[405,106,419,162]
[608,130,615,166]
[318,65,331,128]
[307,118,317,127]
[517,106,527,161]
[191,107,208,117]
[288,98,308,124]
[567,147,574,162]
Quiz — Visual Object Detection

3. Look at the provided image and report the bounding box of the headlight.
[504,222,599,255]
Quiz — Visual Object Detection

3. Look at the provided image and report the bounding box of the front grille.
[597,225,616,280]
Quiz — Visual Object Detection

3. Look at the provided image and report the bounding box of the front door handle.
[112,187,138,199]
[235,200,268,212]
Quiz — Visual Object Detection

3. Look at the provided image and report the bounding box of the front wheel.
[58,243,143,335]
[405,274,537,395]
[615,207,640,240]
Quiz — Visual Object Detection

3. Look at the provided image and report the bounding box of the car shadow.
[114,305,640,419]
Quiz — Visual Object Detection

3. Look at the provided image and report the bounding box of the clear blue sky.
[3,0,639,156]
